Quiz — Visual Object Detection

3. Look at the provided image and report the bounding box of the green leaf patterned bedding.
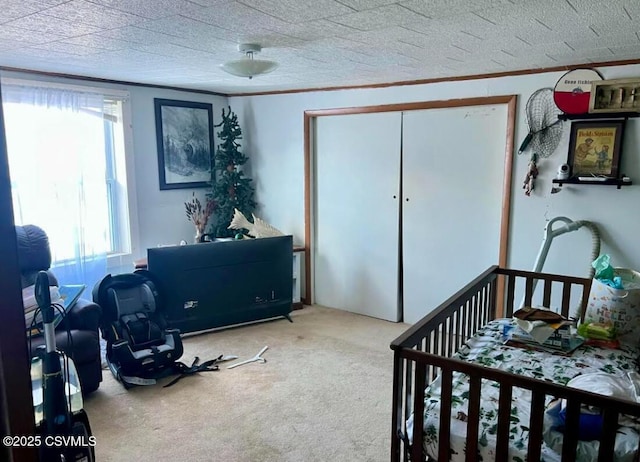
[406,319,640,462]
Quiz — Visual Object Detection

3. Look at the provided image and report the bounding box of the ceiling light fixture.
[220,44,278,79]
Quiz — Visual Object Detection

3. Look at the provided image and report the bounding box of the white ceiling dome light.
[220,44,279,79]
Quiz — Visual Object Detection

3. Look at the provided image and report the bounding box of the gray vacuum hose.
[573,220,600,319]
[525,218,601,312]
[573,220,601,280]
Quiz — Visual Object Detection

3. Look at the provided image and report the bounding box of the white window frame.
[109,93,140,272]
[1,76,140,272]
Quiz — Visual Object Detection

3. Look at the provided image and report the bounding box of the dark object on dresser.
[16,224,103,395]
[147,235,293,334]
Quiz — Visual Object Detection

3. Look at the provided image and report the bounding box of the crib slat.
[454,316,458,355]
[447,316,455,356]
[524,277,534,307]
[460,305,466,346]
[412,362,426,462]
[443,319,450,357]
[473,295,480,332]
[433,326,440,356]
[456,307,463,351]
[469,297,475,334]
[391,354,404,461]
[484,285,491,323]
[438,369,453,462]
[465,299,472,339]
[426,332,432,382]
[404,355,413,415]
[456,311,462,351]
[476,289,483,328]
[561,282,571,318]
[506,275,516,317]
[495,384,513,462]
[465,376,481,462]
[543,279,552,307]
[597,408,619,461]
[444,322,448,356]
[448,314,454,355]
[527,390,545,461]
[489,276,497,319]
[461,303,468,345]
[480,287,487,327]
[561,399,581,461]
[580,283,591,321]
[468,297,474,335]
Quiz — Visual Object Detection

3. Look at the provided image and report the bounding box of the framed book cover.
[567,120,625,178]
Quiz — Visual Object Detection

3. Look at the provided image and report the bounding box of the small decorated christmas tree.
[207,107,256,237]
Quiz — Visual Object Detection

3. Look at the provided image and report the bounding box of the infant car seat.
[93,271,184,388]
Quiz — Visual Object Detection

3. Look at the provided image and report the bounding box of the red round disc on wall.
[553,68,603,114]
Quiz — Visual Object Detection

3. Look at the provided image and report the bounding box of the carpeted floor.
[84,305,409,462]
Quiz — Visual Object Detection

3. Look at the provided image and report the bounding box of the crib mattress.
[407,319,640,462]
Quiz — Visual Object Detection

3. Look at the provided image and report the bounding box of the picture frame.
[154,98,214,190]
[567,120,625,178]
[589,78,640,113]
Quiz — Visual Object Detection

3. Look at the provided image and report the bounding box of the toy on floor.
[227,346,268,369]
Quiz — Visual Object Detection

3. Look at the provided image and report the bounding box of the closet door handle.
[405,197,410,202]
[393,195,397,199]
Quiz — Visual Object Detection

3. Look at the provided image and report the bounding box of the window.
[2,79,132,287]
[103,97,131,256]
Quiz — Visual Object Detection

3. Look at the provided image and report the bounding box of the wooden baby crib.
[390,266,640,462]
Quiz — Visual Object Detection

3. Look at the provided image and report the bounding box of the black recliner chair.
[16,224,103,395]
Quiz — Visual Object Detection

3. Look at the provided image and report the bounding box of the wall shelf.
[558,112,640,121]
[552,177,632,189]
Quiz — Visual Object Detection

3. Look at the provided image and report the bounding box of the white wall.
[230,64,640,292]
[1,70,227,272]
[125,86,226,260]
[6,64,639,299]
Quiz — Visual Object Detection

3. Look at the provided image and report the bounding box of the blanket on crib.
[407,319,640,462]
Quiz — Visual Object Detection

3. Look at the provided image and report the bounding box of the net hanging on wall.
[518,88,564,196]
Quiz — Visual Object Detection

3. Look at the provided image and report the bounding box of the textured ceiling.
[0,0,639,95]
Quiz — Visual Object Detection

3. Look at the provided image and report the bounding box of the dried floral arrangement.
[185,192,217,237]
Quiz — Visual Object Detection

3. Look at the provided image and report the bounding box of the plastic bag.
[592,254,624,288]
[577,321,616,340]
[593,254,615,280]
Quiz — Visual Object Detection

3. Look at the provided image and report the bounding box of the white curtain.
[2,83,109,291]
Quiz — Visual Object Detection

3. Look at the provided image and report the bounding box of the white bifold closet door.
[314,112,401,322]
[401,105,508,324]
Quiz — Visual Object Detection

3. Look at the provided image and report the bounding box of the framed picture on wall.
[154,98,214,190]
[567,120,625,179]
[589,78,640,113]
